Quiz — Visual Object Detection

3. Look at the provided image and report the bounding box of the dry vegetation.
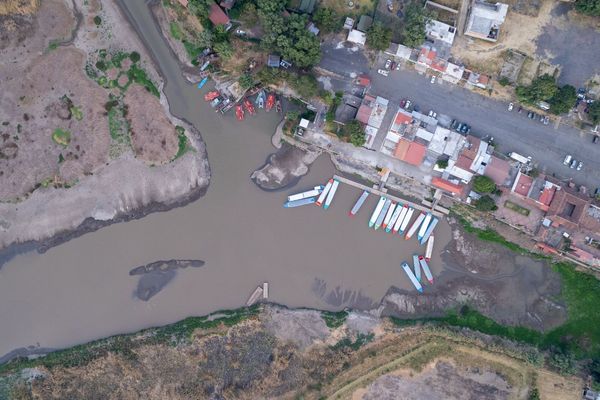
[0,0,39,16]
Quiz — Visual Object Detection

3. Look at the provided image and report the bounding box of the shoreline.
[0,0,213,268]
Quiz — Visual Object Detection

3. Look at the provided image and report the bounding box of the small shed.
[357,15,373,32]
[343,17,355,30]
[267,54,281,68]
[299,118,310,128]
[209,3,230,26]
[308,22,320,35]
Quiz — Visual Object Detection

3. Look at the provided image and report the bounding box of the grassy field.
[504,200,531,216]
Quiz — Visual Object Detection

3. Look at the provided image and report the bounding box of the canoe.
[316,179,333,207]
[368,197,387,228]
[374,199,391,230]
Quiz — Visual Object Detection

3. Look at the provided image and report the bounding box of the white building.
[347,29,366,46]
[426,20,457,46]
[464,1,509,42]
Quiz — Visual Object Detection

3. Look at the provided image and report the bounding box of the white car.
[377,69,389,77]
[430,75,436,84]
[385,59,392,69]
[508,102,514,111]
[563,154,572,165]
[577,161,583,171]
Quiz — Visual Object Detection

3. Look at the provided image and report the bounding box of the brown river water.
[0,0,451,359]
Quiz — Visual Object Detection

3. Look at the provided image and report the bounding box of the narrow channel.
[0,0,452,358]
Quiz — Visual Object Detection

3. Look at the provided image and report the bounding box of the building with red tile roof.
[512,172,532,197]
[209,2,230,26]
[393,138,426,166]
[432,177,465,196]
[484,155,511,186]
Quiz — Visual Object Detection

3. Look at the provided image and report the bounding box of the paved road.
[369,67,600,190]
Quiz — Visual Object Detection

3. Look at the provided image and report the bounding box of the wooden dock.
[333,175,446,217]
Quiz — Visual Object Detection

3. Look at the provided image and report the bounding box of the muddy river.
[0,0,451,359]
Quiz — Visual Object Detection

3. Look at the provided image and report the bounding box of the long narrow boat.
[235,104,244,121]
[204,90,219,101]
[419,217,439,245]
[392,205,408,233]
[316,179,333,207]
[385,203,403,232]
[425,235,434,261]
[243,98,256,115]
[287,186,324,202]
[417,213,433,243]
[349,190,369,216]
[275,98,282,113]
[266,93,276,111]
[419,256,434,284]
[197,77,208,89]
[255,90,266,108]
[382,202,397,230]
[413,254,421,282]
[405,212,426,240]
[399,208,415,234]
[401,262,423,293]
[368,196,387,228]
[284,197,317,208]
[323,180,339,210]
[374,199,391,230]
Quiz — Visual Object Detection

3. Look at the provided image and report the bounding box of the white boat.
[401,262,423,293]
[419,217,438,245]
[284,197,317,208]
[419,256,434,284]
[385,203,403,232]
[405,212,426,240]
[316,179,333,207]
[417,213,432,242]
[425,235,434,261]
[323,180,339,210]
[382,202,397,230]
[369,197,387,228]
[374,199,391,230]
[287,185,324,202]
[399,208,414,234]
[392,205,408,233]
[413,254,421,282]
[350,190,369,216]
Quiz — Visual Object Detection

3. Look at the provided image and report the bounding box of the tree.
[313,7,341,33]
[189,0,213,19]
[349,128,366,147]
[472,175,496,193]
[516,74,558,104]
[196,29,214,49]
[575,0,600,15]
[588,101,600,124]
[549,84,576,114]
[528,388,540,400]
[129,51,140,63]
[341,120,365,146]
[436,159,448,169]
[238,73,254,89]
[366,22,392,51]
[286,110,299,121]
[288,73,319,99]
[402,3,429,48]
[474,195,497,212]
[240,2,258,25]
[214,41,233,59]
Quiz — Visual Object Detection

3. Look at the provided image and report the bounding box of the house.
[355,94,388,129]
[356,15,373,32]
[267,54,281,68]
[385,43,413,60]
[426,20,456,46]
[209,2,231,27]
[393,138,427,166]
[347,29,367,46]
[466,70,490,89]
[334,94,361,125]
[445,135,491,183]
[464,1,509,42]
[432,177,466,196]
[443,62,465,84]
[484,155,512,187]
[546,185,590,231]
[417,46,436,68]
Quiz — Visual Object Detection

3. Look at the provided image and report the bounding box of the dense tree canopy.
[472,175,496,194]
[341,120,366,147]
[516,74,576,115]
[589,101,600,124]
[575,0,600,15]
[366,22,392,51]
[474,195,497,212]
[214,41,233,59]
[402,3,429,48]
[549,85,577,114]
[313,7,341,33]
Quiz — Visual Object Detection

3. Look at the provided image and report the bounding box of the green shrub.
[472,175,496,193]
[93,15,102,25]
[129,51,141,63]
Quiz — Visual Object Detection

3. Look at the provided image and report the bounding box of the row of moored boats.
[203,86,281,120]
[284,178,438,293]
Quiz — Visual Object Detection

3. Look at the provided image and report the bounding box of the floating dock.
[284,197,317,208]
[316,179,333,207]
[386,204,403,233]
[425,235,434,261]
[382,202,397,230]
[287,185,323,202]
[262,282,269,299]
[413,254,421,283]
[399,208,414,234]
[402,262,423,293]
[349,190,369,216]
[374,199,391,230]
[405,212,426,240]
[246,286,264,306]
[323,180,339,210]
[419,256,434,284]
[369,196,387,228]
[419,217,438,245]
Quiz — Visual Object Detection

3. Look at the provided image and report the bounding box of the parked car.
[428,110,434,117]
[460,124,470,134]
[390,61,397,70]
[385,59,392,69]
[577,161,583,171]
[432,111,437,118]
[543,116,549,125]
[570,159,578,169]
[517,106,522,113]
[413,104,420,112]
[450,119,458,130]
[404,100,411,110]
[593,135,599,144]
[527,111,534,119]
[455,123,463,132]
[508,102,513,111]
[377,69,389,77]
[430,75,436,84]
[539,114,545,122]
[563,154,572,165]
[400,99,406,108]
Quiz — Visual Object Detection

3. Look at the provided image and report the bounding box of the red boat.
[265,93,275,112]
[275,98,282,113]
[243,98,255,115]
[204,91,219,101]
[235,104,244,121]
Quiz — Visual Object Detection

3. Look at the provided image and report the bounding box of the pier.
[333,175,447,218]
